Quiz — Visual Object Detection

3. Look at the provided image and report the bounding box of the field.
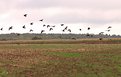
[0,39,121,77]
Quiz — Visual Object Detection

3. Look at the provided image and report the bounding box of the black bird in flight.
[62,26,68,32]
[47,25,50,28]
[108,26,112,29]
[61,24,64,26]
[62,29,65,32]
[30,22,33,25]
[88,27,90,30]
[106,30,110,32]
[23,25,26,29]
[68,29,71,32]
[79,29,82,31]
[64,26,68,30]
[24,14,27,17]
[29,29,33,32]
[39,19,43,22]
[52,25,55,27]
[0,28,3,30]
[43,24,46,27]
[41,30,45,34]
[9,26,13,30]
[99,32,104,35]
[49,28,53,31]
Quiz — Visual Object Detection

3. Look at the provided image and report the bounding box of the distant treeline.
[0,33,120,40]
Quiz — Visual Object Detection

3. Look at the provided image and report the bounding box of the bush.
[32,36,42,40]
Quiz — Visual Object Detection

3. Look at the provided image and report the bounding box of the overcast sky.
[0,0,121,35]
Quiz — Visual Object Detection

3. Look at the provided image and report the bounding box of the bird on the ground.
[24,14,27,17]
[90,35,93,37]
[72,38,76,40]
[9,26,13,30]
[17,33,20,36]
[86,33,90,36]
[99,38,103,40]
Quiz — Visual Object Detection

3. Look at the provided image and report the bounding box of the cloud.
[13,0,121,10]
[44,8,121,24]
[1,0,121,10]
[0,0,121,24]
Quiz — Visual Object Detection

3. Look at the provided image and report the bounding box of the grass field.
[0,38,121,44]
[0,39,121,77]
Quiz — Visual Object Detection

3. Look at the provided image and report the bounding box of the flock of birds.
[0,14,112,39]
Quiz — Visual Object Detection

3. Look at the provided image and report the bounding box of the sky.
[0,0,121,35]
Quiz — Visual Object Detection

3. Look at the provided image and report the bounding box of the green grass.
[48,52,81,57]
[0,68,8,77]
[0,42,121,77]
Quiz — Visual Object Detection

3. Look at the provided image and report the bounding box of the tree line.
[0,33,120,41]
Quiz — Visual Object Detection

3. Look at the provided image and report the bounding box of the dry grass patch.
[0,44,121,77]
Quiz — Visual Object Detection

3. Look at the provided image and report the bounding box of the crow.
[86,33,90,36]
[108,26,112,29]
[30,29,33,32]
[49,28,53,31]
[47,25,50,28]
[0,28,3,30]
[17,33,20,36]
[62,29,65,32]
[88,27,90,30]
[30,22,33,25]
[64,26,68,30]
[99,38,103,40]
[52,25,55,27]
[79,29,82,31]
[99,32,104,35]
[41,30,45,34]
[23,25,26,29]
[106,30,110,32]
[39,19,43,22]
[43,24,46,27]
[68,29,71,32]
[61,24,64,26]
[24,14,27,17]
[9,26,13,30]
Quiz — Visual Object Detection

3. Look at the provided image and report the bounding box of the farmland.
[0,39,121,77]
